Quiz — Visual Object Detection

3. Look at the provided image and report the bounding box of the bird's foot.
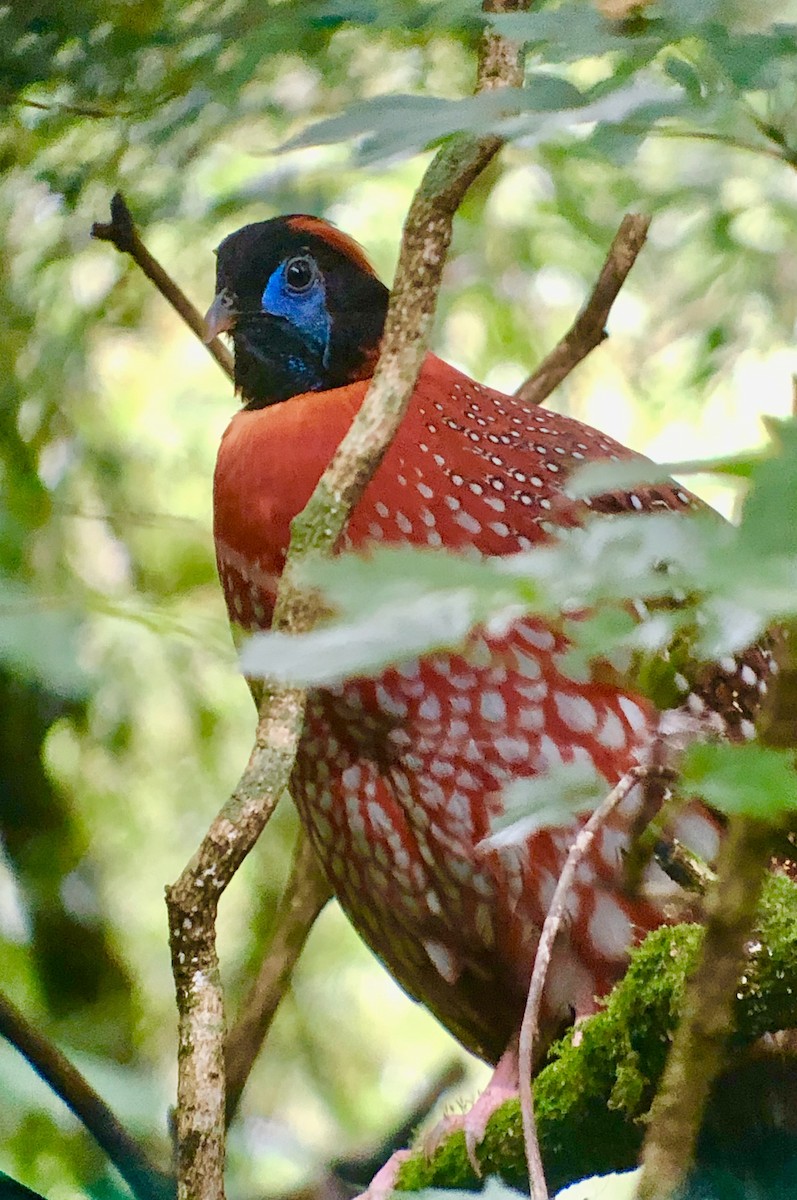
[422,1045,519,1176]
[356,1149,412,1199]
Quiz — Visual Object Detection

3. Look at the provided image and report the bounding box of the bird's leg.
[423,1039,520,1175]
[359,1042,521,1196]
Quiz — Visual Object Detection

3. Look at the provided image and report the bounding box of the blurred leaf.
[737,417,797,557]
[298,544,538,615]
[242,590,516,683]
[569,450,766,499]
[481,761,609,851]
[682,742,797,820]
[0,1169,47,1200]
[489,5,661,60]
[280,78,681,165]
[314,0,484,30]
[0,583,87,697]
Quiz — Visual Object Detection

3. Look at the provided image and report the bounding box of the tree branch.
[637,628,797,1199]
[515,213,650,407]
[224,827,331,1123]
[91,193,234,381]
[0,989,172,1200]
[637,815,777,1200]
[166,686,305,1200]
[518,767,659,1200]
[165,5,530,1198]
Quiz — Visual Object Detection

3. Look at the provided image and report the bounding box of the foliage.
[2,0,797,1196]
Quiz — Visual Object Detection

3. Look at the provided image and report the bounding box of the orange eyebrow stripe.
[286,215,379,278]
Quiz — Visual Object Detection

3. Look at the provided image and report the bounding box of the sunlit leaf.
[297,544,540,616]
[241,591,506,683]
[569,451,765,500]
[481,761,609,851]
[682,742,797,820]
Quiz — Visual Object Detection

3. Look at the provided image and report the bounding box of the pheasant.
[206,215,767,1173]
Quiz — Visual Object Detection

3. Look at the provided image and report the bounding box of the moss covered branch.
[396,878,797,1195]
[394,873,797,1195]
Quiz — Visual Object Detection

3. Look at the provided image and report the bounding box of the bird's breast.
[213,382,367,628]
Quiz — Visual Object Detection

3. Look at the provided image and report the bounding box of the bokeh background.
[2,2,797,1196]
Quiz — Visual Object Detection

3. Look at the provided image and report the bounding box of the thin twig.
[515,213,650,407]
[517,768,649,1200]
[165,5,530,1197]
[224,827,331,1122]
[0,989,172,1200]
[91,193,234,381]
[618,122,793,165]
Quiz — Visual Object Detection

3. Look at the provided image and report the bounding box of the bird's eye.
[284,255,316,293]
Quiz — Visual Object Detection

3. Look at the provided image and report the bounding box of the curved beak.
[203,288,238,343]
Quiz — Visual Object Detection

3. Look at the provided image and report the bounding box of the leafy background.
[2,0,797,1195]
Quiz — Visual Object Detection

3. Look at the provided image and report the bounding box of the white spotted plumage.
[215,350,753,1064]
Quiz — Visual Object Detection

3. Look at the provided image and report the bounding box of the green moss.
[394,876,797,1194]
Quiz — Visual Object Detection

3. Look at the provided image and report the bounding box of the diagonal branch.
[515,213,650,407]
[224,827,331,1124]
[164,6,530,1199]
[517,767,661,1200]
[637,629,797,1200]
[91,193,234,381]
[0,988,172,1200]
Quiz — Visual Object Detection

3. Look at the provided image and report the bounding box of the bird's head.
[204,215,390,409]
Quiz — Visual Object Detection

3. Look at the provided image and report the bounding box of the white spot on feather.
[423,939,461,984]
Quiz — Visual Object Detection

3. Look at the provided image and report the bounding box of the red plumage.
[213,337,726,1062]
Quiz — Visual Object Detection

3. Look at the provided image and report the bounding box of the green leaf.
[482,761,609,849]
[568,450,765,499]
[559,607,640,682]
[681,742,797,820]
[313,0,484,31]
[663,54,705,103]
[738,417,797,557]
[489,6,660,60]
[279,78,680,166]
[0,582,87,697]
[297,544,538,617]
[241,590,507,683]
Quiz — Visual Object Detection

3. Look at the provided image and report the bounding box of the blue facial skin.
[261,256,331,376]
